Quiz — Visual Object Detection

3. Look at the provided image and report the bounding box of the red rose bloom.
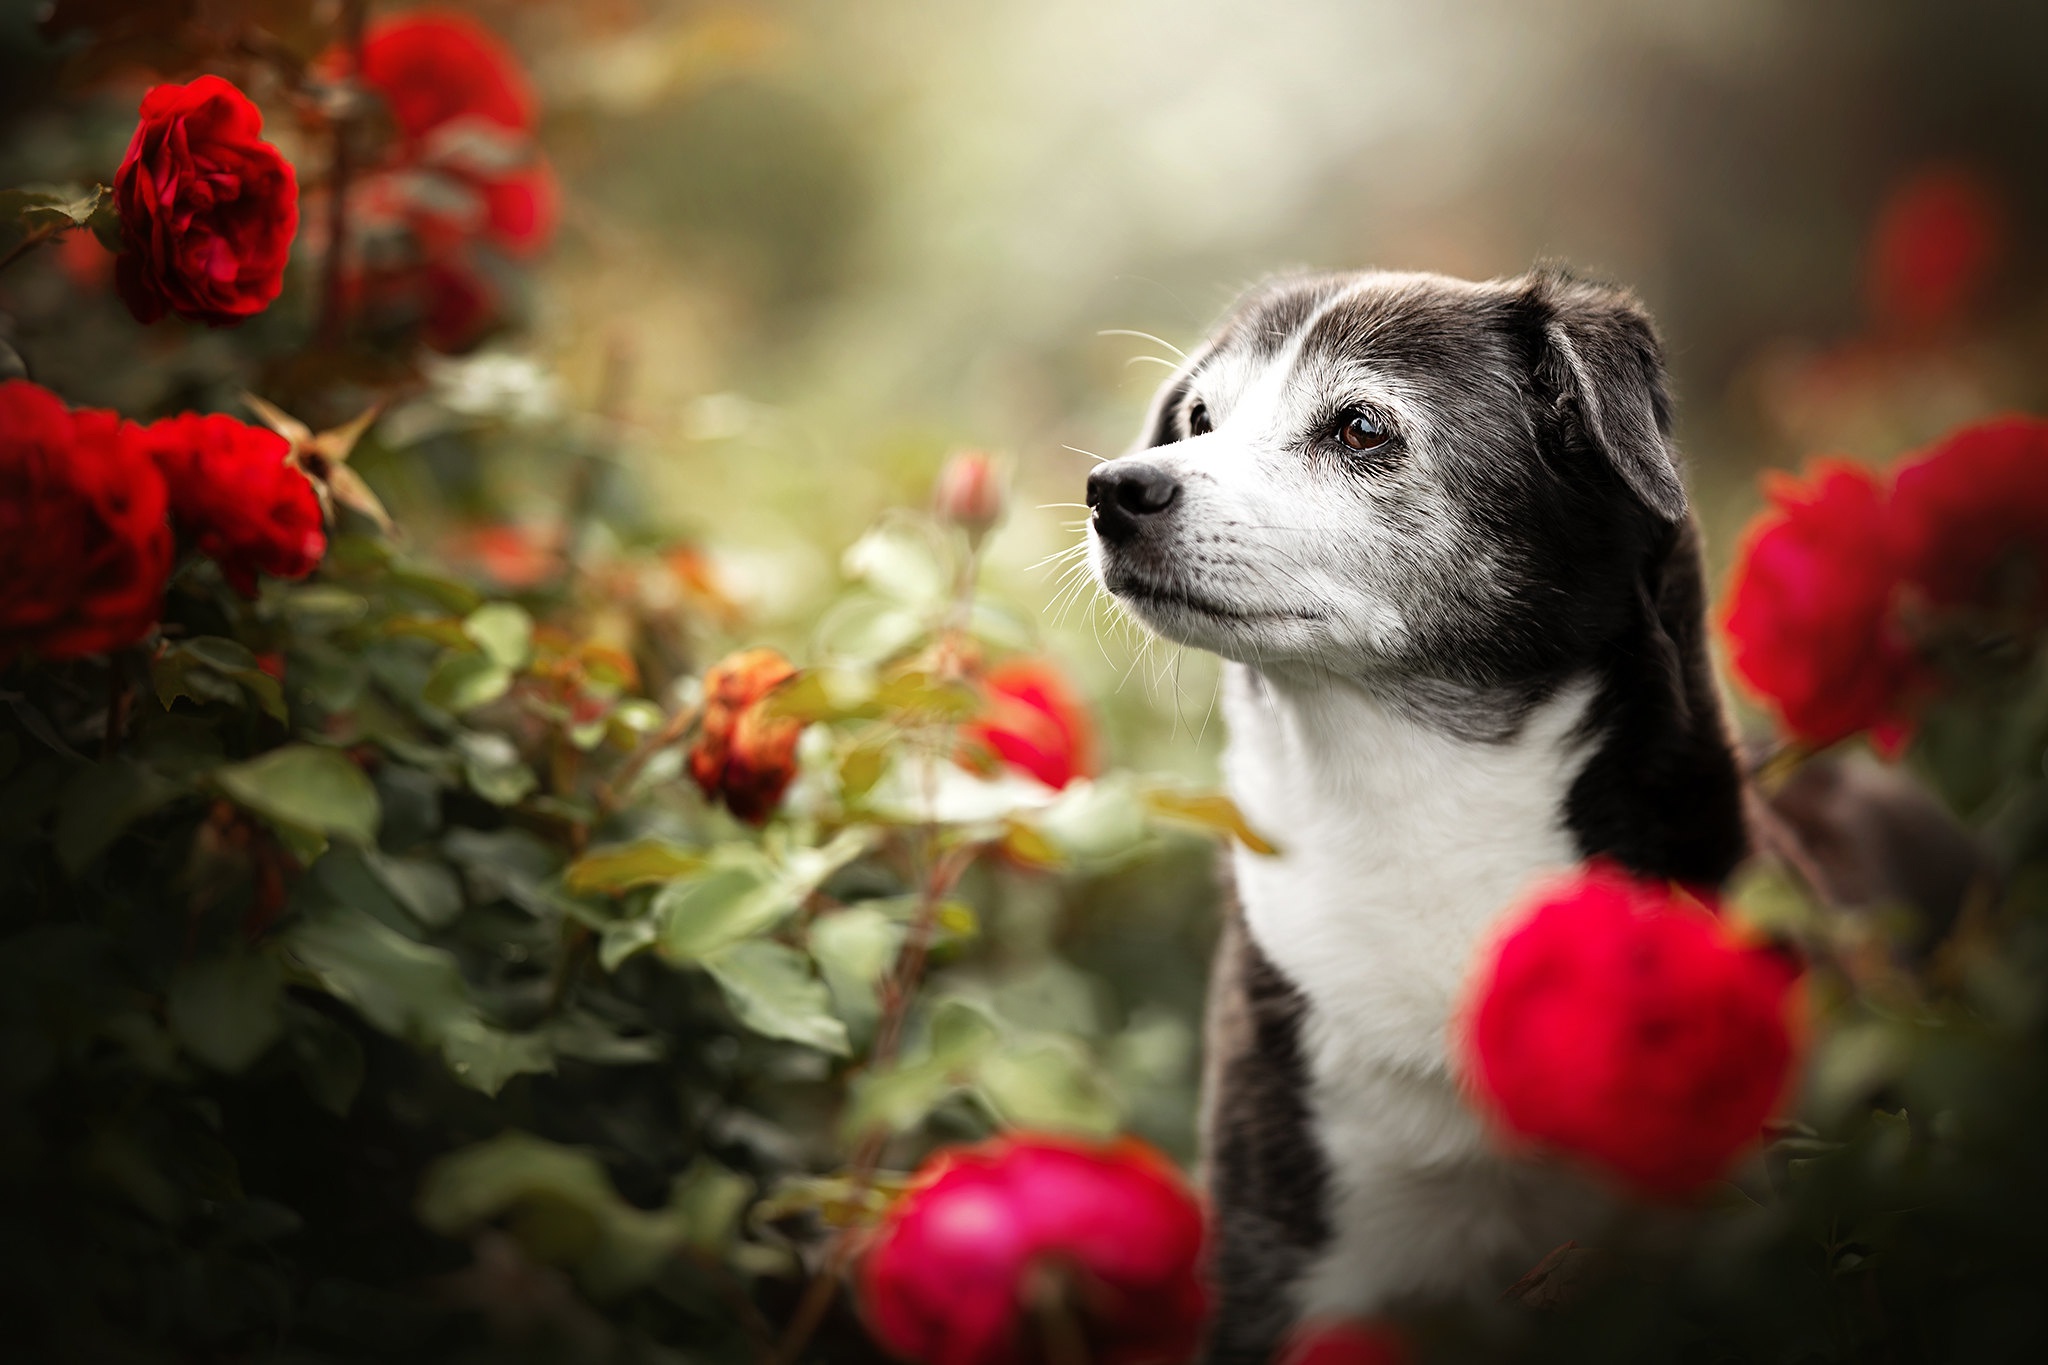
[861,1135,1208,1365]
[1460,865,1800,1200]
[1891,415,2048,618]
[146,413,326,598]
[360,11,537,143]
[1722,460,1919,753]
[1279,1323,1412,1365]
[964,659,1097,791]
[113,75,299,327]
[0,380,172,662]
[689,648,805,824]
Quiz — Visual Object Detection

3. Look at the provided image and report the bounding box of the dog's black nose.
[1086,462,1181,543]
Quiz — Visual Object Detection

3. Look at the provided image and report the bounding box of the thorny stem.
[316,0,369,347]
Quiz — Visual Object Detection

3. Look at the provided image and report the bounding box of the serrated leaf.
[463,602,533,669]
[653,850,789,960]
[701,940,849,1054]
[425,650,512,713]
[565,839,704,895]
[217,745,380,845]
[153,636,287,721]
[168,953,285,1073]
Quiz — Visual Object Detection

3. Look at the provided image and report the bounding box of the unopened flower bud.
[934,449,1006,543]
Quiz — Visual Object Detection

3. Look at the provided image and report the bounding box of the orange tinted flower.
[689,647,804,823]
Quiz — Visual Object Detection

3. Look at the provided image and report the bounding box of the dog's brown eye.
[1340,412,1389,452]
[1187,400,1212,437]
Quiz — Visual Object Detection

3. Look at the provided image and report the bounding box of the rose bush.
[112,75,298,326]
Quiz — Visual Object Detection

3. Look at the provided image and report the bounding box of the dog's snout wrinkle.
[1086,461,1181,543]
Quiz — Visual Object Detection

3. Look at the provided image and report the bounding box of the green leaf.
[456,731,537,806]
[0,183,109,256]
[424,650,512,713]
[216,744,380,845]
[564,839,704,895]
[809,906,904,1025]
[417,1132,749,1297]
[284,905,551,1095]
[167,953,285,1073]
[842,522,950,604]
[842,998,999,1136]
[153,636,287,721]
[700,940,849,1054]
[283,1001,365,1116]
[365,850,466,929]
[974,1039,1120,1137]
[54,758,185,872]
[654,849,787,960]
[463,602,533,670]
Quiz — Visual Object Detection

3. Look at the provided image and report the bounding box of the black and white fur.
[1085,269,1747,1359]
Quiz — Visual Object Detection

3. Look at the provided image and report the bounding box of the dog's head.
[1088,269,1689,702]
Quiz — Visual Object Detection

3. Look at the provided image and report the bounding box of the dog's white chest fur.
[1222,664,1613,1315]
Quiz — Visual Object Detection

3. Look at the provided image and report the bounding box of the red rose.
[1865,166,2006,335]
[145,413,326,598]
[1722,460,1919,753]
[113,75,299,327]
[963,659,1097,791]
[860,1135,1208,1365]
[1890,415,2048,618]
[1278,1322,1411,1365]
[1460,865,1800,1199]
[360,11,538,144]
[0,380,172,662]
[689,648,805,824]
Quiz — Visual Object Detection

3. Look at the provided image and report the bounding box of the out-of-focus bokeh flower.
[1723,460,1920,754]
[146,412,326,598]
[113,75,299,327]
[1278,1322,1412,1365]
[1865,165,2007,336]
[860,1134,1208,1365]
[963,658,1096,791]
[689,647,803,823]
[1461,865,1800,1200]
[0,379,172,662]
[341,10,558,352]
[1891,415,2048,618]
[935,449,1007,543]
[444,522,564,590]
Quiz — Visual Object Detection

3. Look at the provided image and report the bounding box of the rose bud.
[935,449,1007,544]
[1460,864,1801,1200]
[860,1135,1209,1365]
[688,647,805,824]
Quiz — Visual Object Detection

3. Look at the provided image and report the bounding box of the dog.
[1085,268,1750,1359]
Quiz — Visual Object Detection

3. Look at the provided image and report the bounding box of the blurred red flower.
[146,413,326,598]
[0,380,172,662]
[689,647,804,824]
[1461,865,1800,1200]
[360,10,538,143]
[964,658,1097,790]
[113,75,299,327]
[1865,166,2006,335]
[1722,460,1919,753]
[860,1135,1208,1365]
[1891,415,2048,618]
[1278,1322,1411,1365]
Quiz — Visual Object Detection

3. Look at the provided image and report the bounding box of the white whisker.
[1098,329,1187,361]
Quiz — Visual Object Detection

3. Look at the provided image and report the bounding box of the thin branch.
[0,221,67,277]
[316,0,369,346]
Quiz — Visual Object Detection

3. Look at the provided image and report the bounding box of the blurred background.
[4,0,2046,1172]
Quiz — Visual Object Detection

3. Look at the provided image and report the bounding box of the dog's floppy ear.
[1524,271,1688,521]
